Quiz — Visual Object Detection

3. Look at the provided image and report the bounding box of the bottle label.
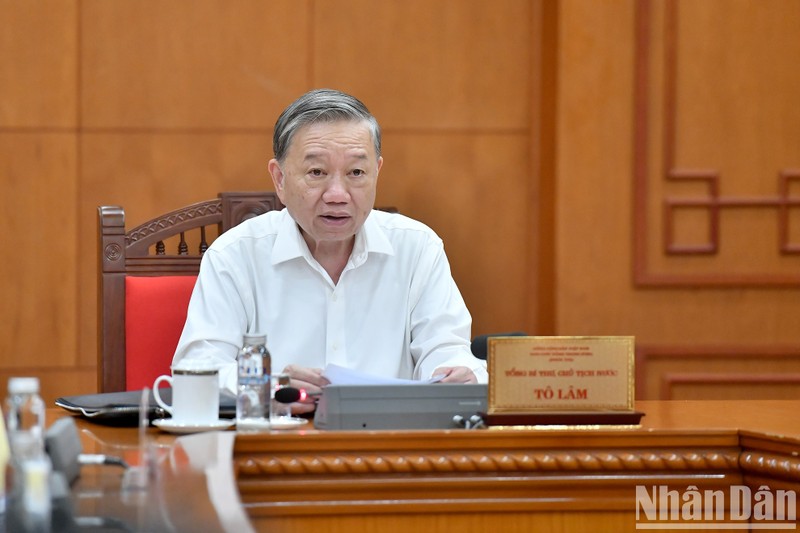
[239,357,270,385]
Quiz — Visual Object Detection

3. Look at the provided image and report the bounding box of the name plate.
[487,336,634,413]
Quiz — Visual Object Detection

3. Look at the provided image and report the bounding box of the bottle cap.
[8,377,40,395]
[243,333,267,345]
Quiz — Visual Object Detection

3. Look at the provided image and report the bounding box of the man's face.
[269,120,383,251]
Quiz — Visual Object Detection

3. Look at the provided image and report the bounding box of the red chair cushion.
[125,275,197,391]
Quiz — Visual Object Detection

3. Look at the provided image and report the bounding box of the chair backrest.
[97,192,283,392]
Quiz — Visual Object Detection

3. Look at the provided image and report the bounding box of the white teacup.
[153,367,219,425]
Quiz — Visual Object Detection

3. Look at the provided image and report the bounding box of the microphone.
[470,331,528,360]
[274,387,321,404]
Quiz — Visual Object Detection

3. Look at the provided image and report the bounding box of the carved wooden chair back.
[97,192,283,392]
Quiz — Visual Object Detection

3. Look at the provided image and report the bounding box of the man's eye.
[351,169,365,177]
[309,169,324,177]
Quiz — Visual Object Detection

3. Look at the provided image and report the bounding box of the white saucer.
[236,417,309,431]
[270,417,309,430]
[152,418,235,434]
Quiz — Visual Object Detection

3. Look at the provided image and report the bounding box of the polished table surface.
[56,400,800,532]
[54,414,252,532]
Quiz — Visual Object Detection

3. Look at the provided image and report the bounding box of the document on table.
[322,364,445,386]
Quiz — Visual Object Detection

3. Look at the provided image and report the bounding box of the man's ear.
[268,159,285,200]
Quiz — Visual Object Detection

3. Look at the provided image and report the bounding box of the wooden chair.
[97,192,283,392]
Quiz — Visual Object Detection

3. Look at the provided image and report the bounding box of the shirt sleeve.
[172,249,248,392]
[408,239,488,383]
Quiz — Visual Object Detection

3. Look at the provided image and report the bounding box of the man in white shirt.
[173,89,486,414]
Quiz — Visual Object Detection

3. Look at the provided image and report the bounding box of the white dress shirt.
[172,208,487,392]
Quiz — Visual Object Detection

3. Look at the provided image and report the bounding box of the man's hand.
[281,364,330,414]
[432,366,478,384]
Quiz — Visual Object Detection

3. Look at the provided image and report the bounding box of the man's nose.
[322,174,350,203]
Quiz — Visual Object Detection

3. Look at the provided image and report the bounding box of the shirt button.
[331,293,338,302]
[332,342,339,351]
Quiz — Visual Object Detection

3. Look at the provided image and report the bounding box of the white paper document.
[322,364,444,386]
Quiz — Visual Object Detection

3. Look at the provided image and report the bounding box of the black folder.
[55,388,236,427]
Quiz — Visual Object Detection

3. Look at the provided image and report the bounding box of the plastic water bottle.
[5,377,51,532]
[236,334,271,430]
[6,378,45,461]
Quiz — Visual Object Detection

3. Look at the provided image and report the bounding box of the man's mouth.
[320,213,350,224]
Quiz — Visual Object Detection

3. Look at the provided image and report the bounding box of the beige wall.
[1,0,798,404]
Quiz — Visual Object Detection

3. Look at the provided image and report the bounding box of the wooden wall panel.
[558,0,800,399]
[0,0,78,128]
[636,345,800,400]
[556,0,636,334]
[664,376,800,401]
[0,2,81,402]
[78,133,273,230]
[378,133,530,336]
[80,0,311,128]
[313,0,531,130]
[0,0,532,402]
[635,0,800,285]
[0,134,79,374]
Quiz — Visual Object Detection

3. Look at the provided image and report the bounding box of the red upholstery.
[124,275,197,391]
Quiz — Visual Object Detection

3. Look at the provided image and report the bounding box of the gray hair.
[272,89,381,163]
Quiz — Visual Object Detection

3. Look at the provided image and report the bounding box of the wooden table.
[61,400,800,532]
[233,400,800,532]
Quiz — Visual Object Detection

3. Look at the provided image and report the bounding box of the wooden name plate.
[486,336,639,426]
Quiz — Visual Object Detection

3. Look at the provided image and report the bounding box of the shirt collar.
[271,209,395,266]
[360,211,395,256]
